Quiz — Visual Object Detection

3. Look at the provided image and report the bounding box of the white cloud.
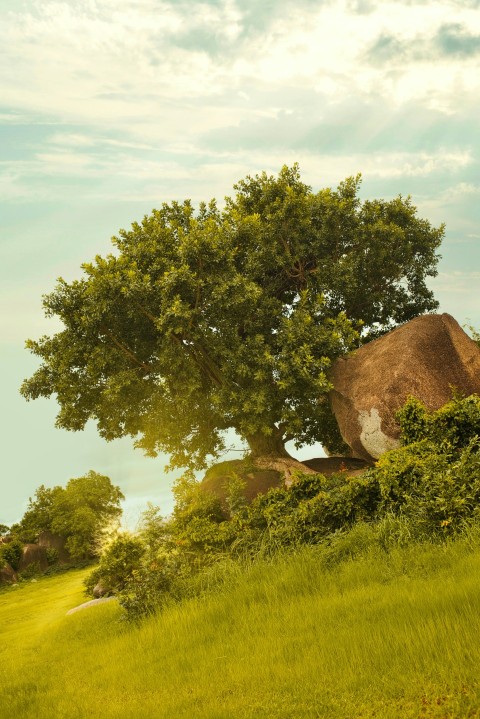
[1,0,480,141]
[419,181,480,210]
[324,150,472,179]
[444,182,480,197]
[48,133,96,147]
[432,270,480,294]
[438,270,480,279]
[0,162,53,201]
[36,151,96,170]
[0,112,28,123]
[0,141,473,204]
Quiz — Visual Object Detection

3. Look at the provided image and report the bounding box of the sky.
[1,0,479,529]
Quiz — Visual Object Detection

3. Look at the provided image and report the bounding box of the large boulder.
[38,530,71,563]
[329,313,480,462]
[18,543,49,573]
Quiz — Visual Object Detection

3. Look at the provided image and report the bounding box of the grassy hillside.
[1,535,480,718]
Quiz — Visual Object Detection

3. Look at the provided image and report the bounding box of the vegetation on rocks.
[86,393,480,620]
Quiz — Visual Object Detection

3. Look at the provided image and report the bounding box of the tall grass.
[1,532,480,718]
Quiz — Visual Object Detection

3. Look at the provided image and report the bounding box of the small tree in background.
[15,471,124,560]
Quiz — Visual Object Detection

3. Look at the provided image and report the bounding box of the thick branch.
[170,333,224,388]
[135,303,225,388]
[191,340,225,387]
[100,327,151,371]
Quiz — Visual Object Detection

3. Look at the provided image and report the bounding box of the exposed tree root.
[250,456,317,487]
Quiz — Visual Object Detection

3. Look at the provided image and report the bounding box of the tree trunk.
[244,428,316,486]
[244,428,292,459]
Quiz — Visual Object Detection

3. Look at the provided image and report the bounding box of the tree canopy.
[21,166,443,469]
[15,471,124,559]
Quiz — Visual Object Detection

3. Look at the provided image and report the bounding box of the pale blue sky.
[1,0,479,528]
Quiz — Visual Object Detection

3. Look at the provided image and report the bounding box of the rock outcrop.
[38,530,71,563]
[329,313,480,462]
[201,457,373,513]
[0,563,18,585]
[18,543,49,573]
[93,581,109,598]
[201,461,283,515]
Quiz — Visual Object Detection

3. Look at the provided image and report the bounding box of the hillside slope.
[1,538,479,719]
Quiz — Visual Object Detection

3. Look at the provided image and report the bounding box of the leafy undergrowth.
[1,534,480,719]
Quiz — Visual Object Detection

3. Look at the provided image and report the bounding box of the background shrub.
[0,539,24,571]
[45,548,59,566]
[19,561,41,579]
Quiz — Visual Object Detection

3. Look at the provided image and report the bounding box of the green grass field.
[1,536,479,719]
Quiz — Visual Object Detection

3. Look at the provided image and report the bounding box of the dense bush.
[0,539,24,571]
[375,439,480,533]
[228,470,380,557]
[88,505,200,617]
[85,470,381,619]
[45,548,59,566]
[84,534,145,596]
[397,393,480,450]
[376,394,480,536]
[87,394,480,620]
[168,471,232,556]
[19,561,41,579]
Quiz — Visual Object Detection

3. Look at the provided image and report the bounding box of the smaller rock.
[201,460,283,515]
[0,563,18,585]
[93,581,108,598]
[66,597,116,616]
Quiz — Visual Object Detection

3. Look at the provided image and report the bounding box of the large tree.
[21,166,443,471]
